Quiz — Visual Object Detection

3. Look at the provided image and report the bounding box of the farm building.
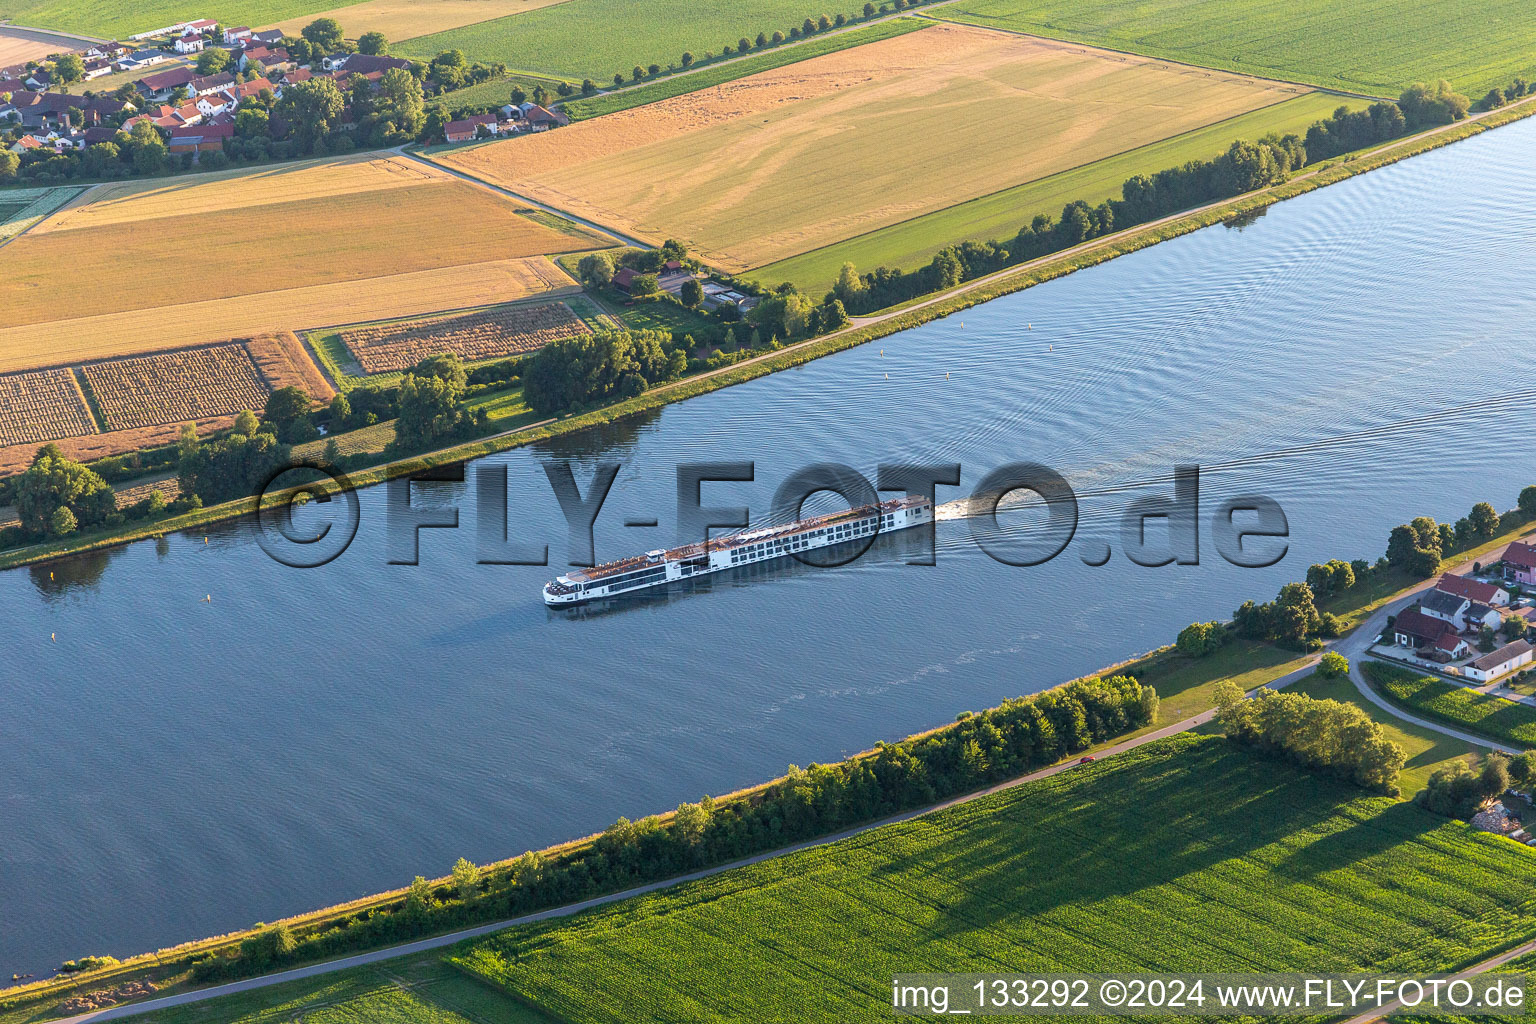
[1463,639,1536,683]
[136,66,196,101]
[444,112,499,142]
[167,120,233,153]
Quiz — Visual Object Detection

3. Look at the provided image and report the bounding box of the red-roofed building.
[136,66,196,101]
[167,119,233,153]
[1392,606,1470,661]
[1503,541,1536,586]
[283,67,312,85]
[174,32,204,54]
[1436,573,1508,606]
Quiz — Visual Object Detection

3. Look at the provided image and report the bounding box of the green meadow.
[754,91,1361,291]
[396,0,881,81]
[934,0,1536,97]
[454,736,1536,1023]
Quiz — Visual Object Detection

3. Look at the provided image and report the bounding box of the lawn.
[1290,671,1479,797]
[396,0,886,80]
[558,17,929,120]
[755,91,1359,290]
[438,23,1315,272]
[934,0,1536,97]
[263,0,572,42]
[0,155,599,372]
[1363,661,1536,749]
[452,736,1536,1023]
[0,0,356,38]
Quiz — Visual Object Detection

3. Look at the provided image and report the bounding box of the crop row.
[339,302,591,373]
[83,345,272,431]
[1364,661,1536,746]
[0,368,98,447]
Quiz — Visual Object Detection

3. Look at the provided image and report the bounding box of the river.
[5,115,1536,976]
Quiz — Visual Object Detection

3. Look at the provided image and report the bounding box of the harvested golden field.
[265,0,572,42]
[440,23,1312,271]
[83,345,273,431]
[0,28,76,66]
[0,368,96,447]
[2,154,601,329]
[0,256,579,373]
[246,332,336,404]
[340,300,590,372]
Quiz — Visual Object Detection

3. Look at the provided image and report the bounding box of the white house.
[194,91,230,117]
[174,33,205,54]
[222,26,253,44]
[1419,589,1470,630]
[1463,639,1535,682]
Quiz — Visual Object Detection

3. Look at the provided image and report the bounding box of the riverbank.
[9,488,1536,1022]
[2,94,1532,577]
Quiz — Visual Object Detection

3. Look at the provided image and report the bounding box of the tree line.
[824,83,1473,315]
[1213,678,1405,792]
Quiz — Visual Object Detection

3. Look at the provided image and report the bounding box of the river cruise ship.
[542,495,933,605]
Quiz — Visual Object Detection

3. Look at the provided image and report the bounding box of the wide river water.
[6,117,1536,974]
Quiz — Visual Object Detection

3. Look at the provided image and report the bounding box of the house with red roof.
[1436,573,1508,606]
[1503,541,1536,586]
[1391,606,1471,661]
[444,112,498,142]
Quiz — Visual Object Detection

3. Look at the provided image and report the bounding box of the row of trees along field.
[824,86,1471,315]
[1213,674,1406,792]
[184,675,1157,982]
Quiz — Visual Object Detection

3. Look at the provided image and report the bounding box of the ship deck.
[563,495,929,584]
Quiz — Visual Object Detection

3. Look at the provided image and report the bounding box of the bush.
[1317,651,1348,678]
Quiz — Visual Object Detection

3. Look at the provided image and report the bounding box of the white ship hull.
[543,496,933,606]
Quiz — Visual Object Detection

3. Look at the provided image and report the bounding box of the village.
[0,17,572,160]
[1377,542,1536,687]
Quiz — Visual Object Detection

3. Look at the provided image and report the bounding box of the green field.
[106,958,548,1024]
[558,17,929,120]
[454,736,1536,1023]
[1290,671,1478,797]
[754,91,1360,290]
[0,0,356,38]
[397,0,888,81]
[1364,661,1536,748]
[934,0,1536,97]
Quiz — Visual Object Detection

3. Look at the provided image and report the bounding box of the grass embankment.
[558,17,930,120]
[1363,661,1536,749]
[4,98,1533,574]
[754,91,1357,289]
[452,736,1536,1023]
[933,0,1536,97]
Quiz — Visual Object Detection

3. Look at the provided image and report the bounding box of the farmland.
[82,345,272,431]
[454,736,1536,1023]
[558,17,929,120]
[935,0,1536,97]
[438,23,1317,272]
[757,91,1360,289]
[0,256,580,374]
[2,156,597,328]
[396,0,899,81]
[0,155,599,372]
[264,0,573,42]
[1364,661,1536,747]
[338,300,591,373]
[0,368,96,447]
[0,25,76,65]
